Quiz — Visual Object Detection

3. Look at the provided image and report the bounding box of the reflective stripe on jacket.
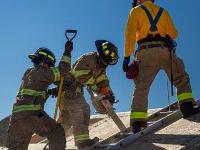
[17,89,46,99]
[71,52,110,93]
[12,104,42,113]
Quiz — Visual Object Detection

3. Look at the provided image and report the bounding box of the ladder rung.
[159,111,174,114]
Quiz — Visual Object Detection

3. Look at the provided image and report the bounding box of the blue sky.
[0,0,200,120]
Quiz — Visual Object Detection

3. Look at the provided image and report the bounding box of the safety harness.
[140,5,164,32]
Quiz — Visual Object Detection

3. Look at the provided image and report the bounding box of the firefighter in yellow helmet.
[123,0,199,133]
[6,41,73,150]
[60,40,118,149]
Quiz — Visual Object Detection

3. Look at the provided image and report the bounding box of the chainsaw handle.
[65,30,77,42]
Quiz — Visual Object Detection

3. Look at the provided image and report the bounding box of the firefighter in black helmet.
[96,40,119,66]
[6,41,73,150]
[59,40,118,149]
[28,47,56,67]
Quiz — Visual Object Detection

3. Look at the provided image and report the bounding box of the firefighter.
[123,0,200,133]
[6,41,73,150]
[60,40,118,149]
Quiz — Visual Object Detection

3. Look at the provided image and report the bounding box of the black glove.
[64,41,73,55]
[123,56,130,72]
[62,79,75,91]
[48,87,58,98]
[103,94,115,105]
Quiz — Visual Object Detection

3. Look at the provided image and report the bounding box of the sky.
[0,0,200,120]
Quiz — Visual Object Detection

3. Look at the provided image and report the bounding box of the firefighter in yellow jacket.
[6,41,73,150]
[123,0,200,133]
[60,40,119,149]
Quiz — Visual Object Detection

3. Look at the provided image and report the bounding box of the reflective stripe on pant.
[131,42,194,122]
[74,134,90,142]
[177,92,193,103]
[130,111,147,122]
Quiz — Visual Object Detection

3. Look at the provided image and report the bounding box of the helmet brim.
[28,54,37,60]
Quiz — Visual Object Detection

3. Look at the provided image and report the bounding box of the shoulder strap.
[140,5,164,32]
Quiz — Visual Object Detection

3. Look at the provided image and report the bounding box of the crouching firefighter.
[123,0,200,133]
[59,40,119,149]
[6,41,73,150]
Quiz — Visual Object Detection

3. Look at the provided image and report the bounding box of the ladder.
[95,99,200,150]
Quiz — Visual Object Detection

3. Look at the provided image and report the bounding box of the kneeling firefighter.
[123,0,200,133]
[6,41,73,150]
[59,40,119,149]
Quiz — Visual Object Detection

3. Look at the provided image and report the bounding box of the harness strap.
[140,5,164,32]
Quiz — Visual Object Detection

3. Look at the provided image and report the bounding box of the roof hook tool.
[54,29,78,121]
[65,29,77,42]
[43,29,78,150]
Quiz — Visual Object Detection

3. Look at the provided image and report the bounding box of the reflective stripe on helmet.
[130,112,147,120]
[48,55,55,61]
[102,42,109,50]
[74,134,90,142]
[71,69,91,78]
[177,92,193,102]
[111,52,115,57]
[12,104,42,113]
[104,50,109,55]
[51,67,61,82]
[61,55,71,64]
[17,89,46,99]
[38,51,55,61]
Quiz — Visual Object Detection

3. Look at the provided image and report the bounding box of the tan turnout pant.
[131,41,194,123]
[61,90,90,146]
[7,111,66,150]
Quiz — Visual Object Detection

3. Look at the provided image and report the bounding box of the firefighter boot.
[180,101,200,118]
[131,121,147,134]
[77,137,99,149]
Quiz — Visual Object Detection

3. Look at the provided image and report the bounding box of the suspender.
[140,5,164,32]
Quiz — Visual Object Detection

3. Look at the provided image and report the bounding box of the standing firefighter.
[6,41,73,150]
[123,0,200,133]
[60,40,118,149]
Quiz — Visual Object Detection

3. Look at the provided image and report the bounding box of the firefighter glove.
[126,60,139,79]
[64,41,73,55]
[123,56,130,72]
[103,94,115,105]
[48,87,58,98]
[62,79,75,91]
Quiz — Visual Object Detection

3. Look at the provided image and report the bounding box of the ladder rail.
[105,110,182,150]
[100,101,179,145]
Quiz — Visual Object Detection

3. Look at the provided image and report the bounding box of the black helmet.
[28,47,56,67]
[132,0,137,7]
[95,40,119,65]
[132,0,154,7]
